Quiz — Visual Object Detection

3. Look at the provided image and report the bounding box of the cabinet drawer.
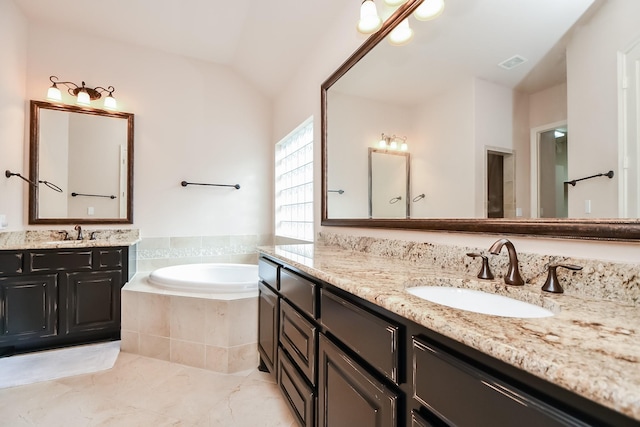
[98,249,123,269]
[278,348,315,427]
[320,289,400,383]
[280,268,317,319]
[412,337,588,427]
[259,257,279,290]
[280,300,317,385]
[0,252,23,275]
[411,410,437,427]
[29,250,93,272]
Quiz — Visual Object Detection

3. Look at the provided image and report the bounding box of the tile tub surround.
[121,273,259,374]
[135,234,272,271]
[0,228,141,250]
[260,238,640,421]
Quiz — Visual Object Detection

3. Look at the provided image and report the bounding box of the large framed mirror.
[322,0,640,240]
[29,100,134,224]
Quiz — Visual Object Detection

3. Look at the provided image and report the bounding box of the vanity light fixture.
[357,0,382,34]
[46,76,117,110]
[357,0,445,44]
[378,133,408,151]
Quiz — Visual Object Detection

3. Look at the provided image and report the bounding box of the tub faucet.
[74,225,83,241]
[489,238,524,286]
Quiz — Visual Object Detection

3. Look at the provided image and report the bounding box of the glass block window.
[275,117,313,242]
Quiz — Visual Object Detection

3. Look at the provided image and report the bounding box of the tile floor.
[0,351,295,426]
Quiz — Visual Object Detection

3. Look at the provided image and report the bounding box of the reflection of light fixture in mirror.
[378,133,408,151]
[46,76,117,110]
[357,0,382,34]
[414,0,445,21]
[388,18,414,45]
[554,130,566,138]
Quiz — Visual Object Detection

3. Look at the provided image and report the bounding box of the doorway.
[487,150,515,218]
[538,129,568,218]
[530,121,569,218]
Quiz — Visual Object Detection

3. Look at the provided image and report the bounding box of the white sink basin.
[407,286,554,318]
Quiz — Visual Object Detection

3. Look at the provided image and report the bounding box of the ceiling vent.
[498,55,528,70]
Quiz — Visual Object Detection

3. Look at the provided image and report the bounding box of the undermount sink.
[407,286,554,318]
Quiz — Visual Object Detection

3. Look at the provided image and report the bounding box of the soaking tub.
[147,263,258,293]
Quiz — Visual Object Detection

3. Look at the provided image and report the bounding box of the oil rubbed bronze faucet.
[74,224,83,241]
[489,238,524,286]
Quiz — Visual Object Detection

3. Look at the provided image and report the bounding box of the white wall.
[38,109,69,217]
[327,91,412,218]
[566,0,640,218]
[0,1,27,231]
[19,23,272,238]
[274,2,640,262]
[67,114,124,219]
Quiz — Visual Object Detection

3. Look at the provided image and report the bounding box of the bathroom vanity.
[258,242,639,427]
[0,230,138,356]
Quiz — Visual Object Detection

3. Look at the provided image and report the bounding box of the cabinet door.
[318,334,399,427]
[62,270,122,334]
[258,281,279,379]
[0,275,57,342]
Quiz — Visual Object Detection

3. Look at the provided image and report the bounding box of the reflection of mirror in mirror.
[326,0,640,222]
[30,101,134,224]
[369,148,410,218]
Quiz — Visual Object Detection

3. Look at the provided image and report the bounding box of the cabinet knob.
[542,263,583,293]
[466,253,494,280]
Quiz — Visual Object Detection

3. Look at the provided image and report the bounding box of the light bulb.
[76,90,91,106]
[384,0,406,6]
[104,95,117,110]
[389,139,398,150]
[379,137,387,148]
[400,141,408,151]
[47,85,62,101]
[414,0,445,21]
[388,18,413,46]
[357,0,382,34]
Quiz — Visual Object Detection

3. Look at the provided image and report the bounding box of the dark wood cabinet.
[258,253,639,427]
[258,280,279,379]
[318,333,399,427]
[0,246,132,355]
[280,299,317,385]
[61,270,122,335]
[0,274,57,342]
[412,337,589,427]
[279,347,316,427]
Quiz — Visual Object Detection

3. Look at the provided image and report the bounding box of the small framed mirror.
[369,148,410,218]
[29,100,134,224]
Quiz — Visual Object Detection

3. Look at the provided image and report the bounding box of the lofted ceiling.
[13,0,350,97]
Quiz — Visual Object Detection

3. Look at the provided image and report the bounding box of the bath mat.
[0,340,120,389]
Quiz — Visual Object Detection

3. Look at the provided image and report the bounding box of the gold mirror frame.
[321,0,640,241]
[29,100,134,225]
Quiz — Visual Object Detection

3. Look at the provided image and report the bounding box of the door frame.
[530,121,567,218]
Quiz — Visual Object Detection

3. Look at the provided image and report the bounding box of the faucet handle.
[58,230,70,241]
[466,253,494,280]
[542,263,583,294]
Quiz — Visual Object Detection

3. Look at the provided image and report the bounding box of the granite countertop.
[0,229,141,250]
[259,243,640,422]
